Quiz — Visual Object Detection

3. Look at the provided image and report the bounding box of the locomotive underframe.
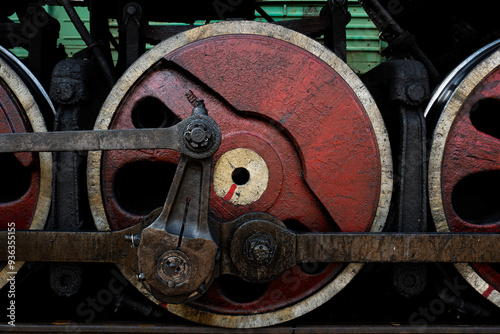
[1,0,499,330]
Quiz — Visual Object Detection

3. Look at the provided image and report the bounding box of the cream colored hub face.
[213,148,269,206]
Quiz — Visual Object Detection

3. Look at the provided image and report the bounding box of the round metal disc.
[0,46,53,288]
[428,41,500,307]
[88,21,392,328]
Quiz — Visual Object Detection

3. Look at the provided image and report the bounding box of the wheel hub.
[213,148,270,206]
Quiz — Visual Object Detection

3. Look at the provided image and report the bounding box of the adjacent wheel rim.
[428,42,500,307]
[88,21,392,328]
[0,46,53,288]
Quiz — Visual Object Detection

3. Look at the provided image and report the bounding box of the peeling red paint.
[100,34,383,315]
[440,67,500,293]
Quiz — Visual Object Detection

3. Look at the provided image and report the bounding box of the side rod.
[0,225,142,269]
[1,230,498,265]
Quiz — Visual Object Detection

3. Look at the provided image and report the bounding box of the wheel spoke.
[428,44,500,307]
[0,48,53,291]
[443,118,500,183]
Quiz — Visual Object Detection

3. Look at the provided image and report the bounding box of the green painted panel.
[50,6,91,58]
[9,6,90,59]
[255,0,385,73]
[7,13,29,59]
[9,1,384,73]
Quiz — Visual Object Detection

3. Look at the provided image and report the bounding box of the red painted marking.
[159,303,168,309]
[483,285,495,298]
[224,184,237,201]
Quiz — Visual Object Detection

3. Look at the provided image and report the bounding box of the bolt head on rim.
[245,233,277,267]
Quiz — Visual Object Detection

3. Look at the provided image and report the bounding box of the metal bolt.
[406,84,426,104]
[127,5,137,15]
[192,99,208,116]
[56,82,74,103]
[184,121,213,151]
[157,250,192,286]
[253,244,270,262]
[245,233,277,266]
[137,272,145,281]
[125,233,141,247]
[403,273,417,288]
[191,127,207,144]
[163,256,185,277]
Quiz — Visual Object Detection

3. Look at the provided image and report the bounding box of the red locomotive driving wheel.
[429,42,500,307]
[88,21,392,328]
[0,47,53,288]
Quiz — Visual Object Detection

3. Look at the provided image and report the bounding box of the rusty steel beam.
[142,18,330,46]
[1,230,499,265]
[0,224,142,269]
[296,233,500,263]
[0,128,182,153]
[0,111,221,160]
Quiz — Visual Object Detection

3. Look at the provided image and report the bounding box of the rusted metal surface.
[137,151,217,303]
[0,128,179,152]
[439,72,500,234]
[226,217,296,283]
[1,227,499,267]
[0,224,141,268]
[165,31,385,233]
[296,233,500,263]
[0,115,220,158]
[3,0,500,328]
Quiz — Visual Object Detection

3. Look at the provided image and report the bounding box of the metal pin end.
[125,234,141,247]
[137,272,146,281]
[192,99,208,116]
[196,283,206,294]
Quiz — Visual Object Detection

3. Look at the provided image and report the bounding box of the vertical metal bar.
[323,0,350,62]
[361,59,430,297]
[48,59,92,297]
